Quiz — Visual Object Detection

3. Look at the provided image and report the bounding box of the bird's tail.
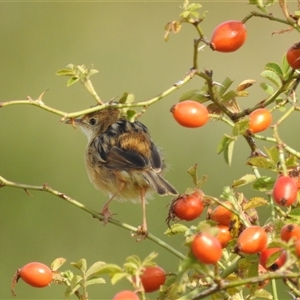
[144,171,178,196]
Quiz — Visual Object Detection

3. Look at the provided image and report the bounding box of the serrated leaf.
[126,255,142,266]
[236,79,256,92]
[67,77,79,87]
[179,89,209,103]
[164,223,189,236]
[232,174,256,188]
[247,156,277,171]
[217,135,236,166]
[243,197,268,210]
[51,257,66,271]
[265,62,283,77]
[142,252,159,266]
[86,277,106,286]
[232,119,249,136]
[260,82,274,95]
[264,146,279,164]
[86,261,106,279]
[286,155,299,169]
[219,77,234,96]
[92,264,122,277]
[252,176,275,191]
[123,262,139,272]
[71,259,87,272]
[111,272,128,285]
[261,70,281,87]
[217,135,234,154]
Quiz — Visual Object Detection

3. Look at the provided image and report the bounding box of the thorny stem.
[0,176,185,261]
[0,69,196,121]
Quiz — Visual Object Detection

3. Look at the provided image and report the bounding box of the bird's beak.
[64,118,83,129]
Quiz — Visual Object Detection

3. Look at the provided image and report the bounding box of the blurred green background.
[1,1,300,299]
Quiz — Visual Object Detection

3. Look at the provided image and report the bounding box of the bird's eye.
[89,118,97,126]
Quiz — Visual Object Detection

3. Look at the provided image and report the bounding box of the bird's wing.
[91,120,163,171]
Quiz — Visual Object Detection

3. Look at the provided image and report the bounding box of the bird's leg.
[100,181,125,224]
[101,194,116,225]
[134,188,148,241]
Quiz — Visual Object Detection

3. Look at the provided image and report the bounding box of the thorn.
[24,189,33,197]
[58,193,68,199]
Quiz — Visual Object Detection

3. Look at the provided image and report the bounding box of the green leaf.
[126,109,138,122]
[123,262,139,272]
[232,119,249,136]
[164,223,189,236]
[252,176,275,191]
[285,155,299,169]
[86,277,106,286]
[222,90,238,102]
[288,207,300,219]
[92,264,122,277]
[260,82,274,95]
[67,77,79,87]
[243,197,268,210]
[142,252,159,266]
[86,261,106,279]
[56,69,75,76]
[119,92,134,104]
[51,257,66,271]
[264,146,279,164]
[232,174,256,188]
[265,62,283,77]
[217,135,236,166]
[265,250,282,268]
[282,54,291,77]
[111,272,128,285]
[64,275,83,298]
[261,70,281,87]
[247,156,277,171]
[251,289,273,300]
[179,89,209,103]
[219,77,234,96]
[126,255,142,266]
[71,259,87,272]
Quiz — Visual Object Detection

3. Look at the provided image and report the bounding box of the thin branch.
[0,176,185,260]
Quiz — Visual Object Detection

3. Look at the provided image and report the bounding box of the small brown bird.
[67,107,178,235]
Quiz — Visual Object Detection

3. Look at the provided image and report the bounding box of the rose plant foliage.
[4,0,300,299]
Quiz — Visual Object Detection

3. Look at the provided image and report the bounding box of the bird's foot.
[131,225,148,242]
[100,206,115,225]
